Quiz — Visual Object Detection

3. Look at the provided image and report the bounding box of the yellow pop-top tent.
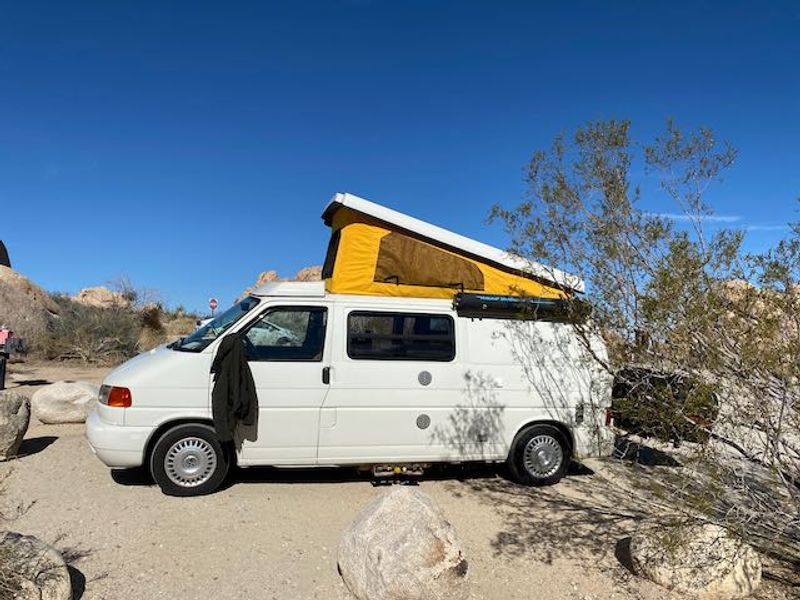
[320,193,583,300]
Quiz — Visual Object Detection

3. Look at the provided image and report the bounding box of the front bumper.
[85,410,151,468]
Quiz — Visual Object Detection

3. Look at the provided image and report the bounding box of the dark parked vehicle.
[611,367,719,444]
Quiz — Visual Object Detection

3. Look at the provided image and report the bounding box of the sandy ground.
[1,361,786,600]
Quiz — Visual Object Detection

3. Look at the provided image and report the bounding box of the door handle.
[322,366,331,385]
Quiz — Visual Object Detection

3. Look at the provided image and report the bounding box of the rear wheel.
[150,424,229,496]
[507,424,570,486]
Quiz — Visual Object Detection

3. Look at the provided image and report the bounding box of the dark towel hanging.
[210,331,258,442]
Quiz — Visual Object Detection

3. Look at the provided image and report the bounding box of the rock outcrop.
[0,391,30,460]
[0,531,72,600]
[0,265,60,340]
[629,521,762,599]
[72,286,130,309]
[31,381,99,424]
[240,266,322,298]
[293,266,323,281]
[338,487,469,600]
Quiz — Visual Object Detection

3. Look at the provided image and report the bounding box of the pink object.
[0,329,12,346]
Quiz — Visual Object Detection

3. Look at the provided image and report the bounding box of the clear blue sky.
[2,1,798,312]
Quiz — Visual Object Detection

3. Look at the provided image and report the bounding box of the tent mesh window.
[373,232,484,291]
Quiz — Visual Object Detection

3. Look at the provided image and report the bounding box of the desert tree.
[491,119,799,577]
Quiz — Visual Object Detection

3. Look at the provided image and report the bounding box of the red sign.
[208,298,219,312]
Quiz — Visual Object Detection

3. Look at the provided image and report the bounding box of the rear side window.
[347,312,455,361]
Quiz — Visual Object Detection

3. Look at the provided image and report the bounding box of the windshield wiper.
[168,337,203,352]
[171,344,201,353]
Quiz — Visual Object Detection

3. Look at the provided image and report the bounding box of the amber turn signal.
[106,386,132,408]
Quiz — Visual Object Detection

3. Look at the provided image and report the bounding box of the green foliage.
[491,118,743,371]
[492,118,800,573]
[613,369,718,444]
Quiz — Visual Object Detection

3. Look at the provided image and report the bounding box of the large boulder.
[629,521,761,599]
[0,531,72,600]
[293,266,322,281]
[0,265,60,340]
[31,381,99,424]
[72,286,130,309]
[338,487,469,600]
[0,391,30,460]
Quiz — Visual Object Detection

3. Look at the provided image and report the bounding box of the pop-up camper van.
[87,193,612,496]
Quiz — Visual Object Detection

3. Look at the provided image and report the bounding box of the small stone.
[0,531,72,600]
[628,521,761,599]
[338,486,469,600]
[0,390,30,460]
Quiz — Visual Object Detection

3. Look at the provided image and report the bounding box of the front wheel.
[507,424,570,486]
[150,424,230,496]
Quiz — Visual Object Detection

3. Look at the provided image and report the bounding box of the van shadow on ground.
[110,460,591,489]
[110,462,507,488]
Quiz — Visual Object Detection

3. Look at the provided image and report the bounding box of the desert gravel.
[3,362,679,600]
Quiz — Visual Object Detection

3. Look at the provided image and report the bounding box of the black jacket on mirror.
[211,332,258,442]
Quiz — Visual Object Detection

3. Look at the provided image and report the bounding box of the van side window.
[244,307,327,362]
[347,312,455,361]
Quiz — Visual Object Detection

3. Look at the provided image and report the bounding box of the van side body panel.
[88,287,613,471]
[317,294,612,465]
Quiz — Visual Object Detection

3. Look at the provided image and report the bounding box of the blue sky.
[1,1,798,312]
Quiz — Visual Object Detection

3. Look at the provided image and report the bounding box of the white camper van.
[86,194,613,496]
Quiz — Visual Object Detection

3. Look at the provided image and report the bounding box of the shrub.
[33,294,139,365]
[25,286,201,364]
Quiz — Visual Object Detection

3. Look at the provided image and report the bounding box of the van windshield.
[170,296,260,352]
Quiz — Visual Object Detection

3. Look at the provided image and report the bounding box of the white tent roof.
[322,192,584,293]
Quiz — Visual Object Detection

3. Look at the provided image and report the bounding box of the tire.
[507,424,570,486]
[150,424,230,496]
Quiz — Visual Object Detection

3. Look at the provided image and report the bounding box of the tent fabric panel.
[324,215,566,300]
[373,232,485,291]
[322,193,585,292]
[327,221,386,295]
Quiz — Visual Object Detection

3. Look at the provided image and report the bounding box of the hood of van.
[103,345,212,388]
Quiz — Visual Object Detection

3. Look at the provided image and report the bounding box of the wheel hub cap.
[165,437,217,488]
[523,434,564,479]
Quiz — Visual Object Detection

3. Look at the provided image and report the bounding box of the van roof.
[321,192,584,293]
[251,281,326,298]
[249,281,455,309]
